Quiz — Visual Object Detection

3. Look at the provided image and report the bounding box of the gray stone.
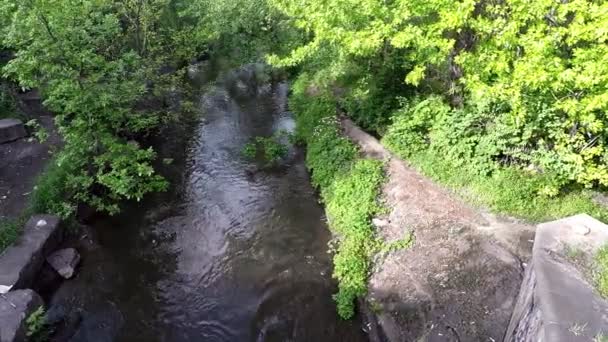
[0,215,63,290]
[504,214,608,341]
[371,218,389,228]
[0,119,26,144]
[46,248,80,279]
[0,289,43,342]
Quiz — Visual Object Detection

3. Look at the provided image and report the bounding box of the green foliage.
[326,159,384,319]
[290,77,385,318]
[0,82,16,120]
[380,233,414,254]
[242,131,291,165]
[25,119,48,143]
[0,0,200,215]
[0,218,22,252]
[595,245,608,298]
[400,149,608,223]
[241,142,258,160]
[26,306,50,342]
[269,0,608,197]
[29,158,76,218]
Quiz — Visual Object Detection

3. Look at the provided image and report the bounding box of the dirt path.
[340,118,535,342]
[0,92,60,221]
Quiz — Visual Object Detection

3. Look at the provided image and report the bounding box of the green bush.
[242,131,291,165]
[29,157,77,219]
[382,96,608,222]
[325,159,384,318]
[291,76,385,318]
[269,0,608,194]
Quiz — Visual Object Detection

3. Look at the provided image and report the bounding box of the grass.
[0,156,75,254]
[388,149,608,223]
[0,218,24,252]
[29,156,75,219]
[595,245,608,298]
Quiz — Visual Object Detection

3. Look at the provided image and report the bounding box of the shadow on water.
[47,63,369,342]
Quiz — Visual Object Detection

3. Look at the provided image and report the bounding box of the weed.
[380,232,414,254]
[29,158,76,219]
[595,245,608,298]
[25,119,49,143]
[242,131,291,166]
[568,322,588,336]
[291,79,386,319]
[0,218,23,252]
[26,306,51,342]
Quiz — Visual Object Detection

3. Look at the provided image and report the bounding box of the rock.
[372,218,389,228]
[0,289,43,342]
[46,248,80,279]
[504,214,608,342]
[0,119,27,144]
[0,215,63,290]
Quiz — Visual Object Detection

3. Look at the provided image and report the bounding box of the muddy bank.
[340,118,535,341]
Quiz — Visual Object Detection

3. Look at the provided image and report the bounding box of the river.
[45,64,369,342]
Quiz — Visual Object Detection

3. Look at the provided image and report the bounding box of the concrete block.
[0,289,43,342]
[0,215,63,290]
[505,214,608,341]
[0,119,26,144]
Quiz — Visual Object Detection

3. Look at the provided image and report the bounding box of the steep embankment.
[341,117,534,341]
[290,77,536,340]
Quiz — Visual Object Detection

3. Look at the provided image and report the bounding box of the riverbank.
[0,91,61,252]
[288,72,608,340]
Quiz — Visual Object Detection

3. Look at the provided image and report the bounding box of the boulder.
[0,215,63,290]
[504,214,608,341]
[0,119,27,144]
[0,289,43,342]
[46,248,80,279]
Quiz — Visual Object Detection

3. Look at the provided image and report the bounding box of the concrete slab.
[0,289,43,342]
[0,215,63,290]
[0,119,26,144]
[505,214,608,341]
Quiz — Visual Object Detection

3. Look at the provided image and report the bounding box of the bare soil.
[0,92,60,221]
[340,118,535,342]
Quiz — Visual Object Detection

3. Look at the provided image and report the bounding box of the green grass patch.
[0,217,24,252]
[382,146,608,223]
[595,245,608,298]
[29,157,75,219]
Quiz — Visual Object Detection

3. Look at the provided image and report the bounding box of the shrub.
[291,76,385,318]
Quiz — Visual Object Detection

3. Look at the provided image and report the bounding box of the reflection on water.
[47,64,368,342]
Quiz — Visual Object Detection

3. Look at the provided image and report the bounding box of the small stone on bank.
[46,248,81,279]
[372,218,389,227]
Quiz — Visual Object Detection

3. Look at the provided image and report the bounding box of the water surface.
[47,64,368,342]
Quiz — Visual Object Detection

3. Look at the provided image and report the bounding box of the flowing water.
[46,64,368,342]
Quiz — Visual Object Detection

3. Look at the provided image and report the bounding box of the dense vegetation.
[289,78,385,318]
[1,0,607,319]
[270,0,607,219]
[270,0,608,316]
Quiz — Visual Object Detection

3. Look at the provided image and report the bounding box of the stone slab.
[0,119,26,144]
[0,289,43,342]
[505,214,608,341]
[0,215,63,290]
